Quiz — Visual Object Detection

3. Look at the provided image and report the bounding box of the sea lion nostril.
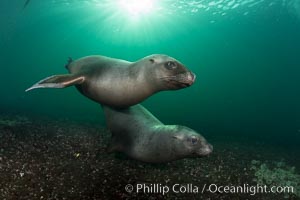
[186,72,196,84]
[191,72,196,82]
[200,144,213,156]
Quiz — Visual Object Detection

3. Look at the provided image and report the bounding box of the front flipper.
[25,74,85,92]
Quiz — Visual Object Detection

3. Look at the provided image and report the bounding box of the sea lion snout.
[180,71,196,87]
[186,72,196,86]
[198,143,213,156]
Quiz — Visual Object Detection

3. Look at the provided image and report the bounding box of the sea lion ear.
[149,58,155,63]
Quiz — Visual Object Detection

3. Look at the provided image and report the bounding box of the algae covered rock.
[251,160,300,198]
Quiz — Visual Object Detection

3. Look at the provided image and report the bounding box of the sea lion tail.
[25,74,85,92]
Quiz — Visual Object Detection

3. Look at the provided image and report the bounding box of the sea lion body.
[67,55,158,107]
[103,104,213,163]
[26,54,196,108]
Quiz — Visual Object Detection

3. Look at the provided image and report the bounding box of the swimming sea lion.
[103,104,213,163]
[26,54,196,108]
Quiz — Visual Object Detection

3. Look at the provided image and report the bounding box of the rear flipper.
[25,74,85,92]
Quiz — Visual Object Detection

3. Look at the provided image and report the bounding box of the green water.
[1,1,300,147]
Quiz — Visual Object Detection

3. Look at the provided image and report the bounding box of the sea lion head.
[144,54,196,90]
[171,125,213,158]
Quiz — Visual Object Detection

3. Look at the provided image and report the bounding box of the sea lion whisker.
[158,76,177,79]
[159,76,189,83]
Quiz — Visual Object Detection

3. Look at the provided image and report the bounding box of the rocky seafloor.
[0,115,299,200]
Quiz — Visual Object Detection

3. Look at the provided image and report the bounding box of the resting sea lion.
[26,54,196,108]
[103,104,213,163]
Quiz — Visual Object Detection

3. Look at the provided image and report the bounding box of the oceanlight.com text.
[124,183,294,196]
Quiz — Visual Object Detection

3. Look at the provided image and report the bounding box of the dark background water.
[1,0,300,146]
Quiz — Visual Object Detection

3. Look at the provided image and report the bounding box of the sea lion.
[26,54,196,108]
[103,104,213,163]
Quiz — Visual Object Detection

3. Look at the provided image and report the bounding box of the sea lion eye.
[189,136,198,145]
[165,61,177,70]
